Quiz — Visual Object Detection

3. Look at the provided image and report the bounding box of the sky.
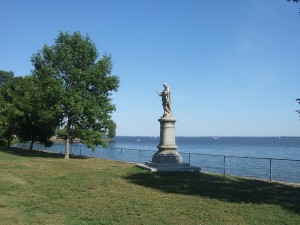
[1,0,300,136]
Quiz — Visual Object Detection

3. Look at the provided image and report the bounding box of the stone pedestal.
[152,117,182,163]
[137,116,201,172]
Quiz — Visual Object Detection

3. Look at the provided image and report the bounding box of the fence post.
[269,158,272,181]
[121,148,123,161]
[139,150,142,163]
[223,156,226,175]
[188,153,191,165]
[80,145,82,156]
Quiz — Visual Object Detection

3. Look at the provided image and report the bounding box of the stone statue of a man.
[157,83,172,117]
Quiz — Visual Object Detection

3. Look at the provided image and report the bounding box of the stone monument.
[137,83,201,172]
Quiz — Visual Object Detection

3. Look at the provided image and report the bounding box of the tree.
[15,76,64,150]
[31,31,119,159]
[0,76,19,148]
[0,75,63,150]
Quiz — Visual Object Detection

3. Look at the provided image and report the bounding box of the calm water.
[110,136,300,160]
[107,136,300,184]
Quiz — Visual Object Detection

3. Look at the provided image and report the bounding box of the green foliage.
[107,120,117,139]
[31,31,119,157]
[0,75,64,149]
[0,76,21,147]
[55,128,68,140]
[0,70,14,88]
[0,70,15,146]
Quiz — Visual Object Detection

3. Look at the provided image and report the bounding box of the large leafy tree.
[0,75,63,150]
[31,31,119,159]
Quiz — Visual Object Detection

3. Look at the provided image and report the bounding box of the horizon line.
[114,135,300,138]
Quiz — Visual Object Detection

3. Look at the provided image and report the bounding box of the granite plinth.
[137,161,201,172]
[137,114,201,172]
[152,151,183,163]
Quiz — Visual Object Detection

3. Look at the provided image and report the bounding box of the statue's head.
[163,83,168,89]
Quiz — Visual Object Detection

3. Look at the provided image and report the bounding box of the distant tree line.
[0,31,119,159]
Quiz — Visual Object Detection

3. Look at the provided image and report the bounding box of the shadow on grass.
[0,147,88,159]
[125,171,300,214]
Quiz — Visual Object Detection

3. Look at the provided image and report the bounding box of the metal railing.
[15,143,300,184]
[180,152,300,184]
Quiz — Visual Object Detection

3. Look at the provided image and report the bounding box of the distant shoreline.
[115,136,300,138]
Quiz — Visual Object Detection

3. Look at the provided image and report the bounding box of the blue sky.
[1,0,300,136]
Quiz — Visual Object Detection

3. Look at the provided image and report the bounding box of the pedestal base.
[137,115,201,172]
[137,161,201,172]
[152,150,183,163]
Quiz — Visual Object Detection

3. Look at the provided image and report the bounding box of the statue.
[157,83,172,117]
[136,82,201,171]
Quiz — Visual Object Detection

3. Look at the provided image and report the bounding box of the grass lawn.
[0,148,299,225]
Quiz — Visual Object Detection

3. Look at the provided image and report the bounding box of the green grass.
[0,148,300,225]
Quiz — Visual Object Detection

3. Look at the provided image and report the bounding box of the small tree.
[31,31,119,159]
[15,76,64,150]
[0,76,63,150]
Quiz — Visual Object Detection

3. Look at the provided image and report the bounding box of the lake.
[110,136,300,160]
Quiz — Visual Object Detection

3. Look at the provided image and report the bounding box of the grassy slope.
[0,148,299,225]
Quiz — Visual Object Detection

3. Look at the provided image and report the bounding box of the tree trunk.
[65,137,70,159]
[64,118,71,159]
[29,140,34,151]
